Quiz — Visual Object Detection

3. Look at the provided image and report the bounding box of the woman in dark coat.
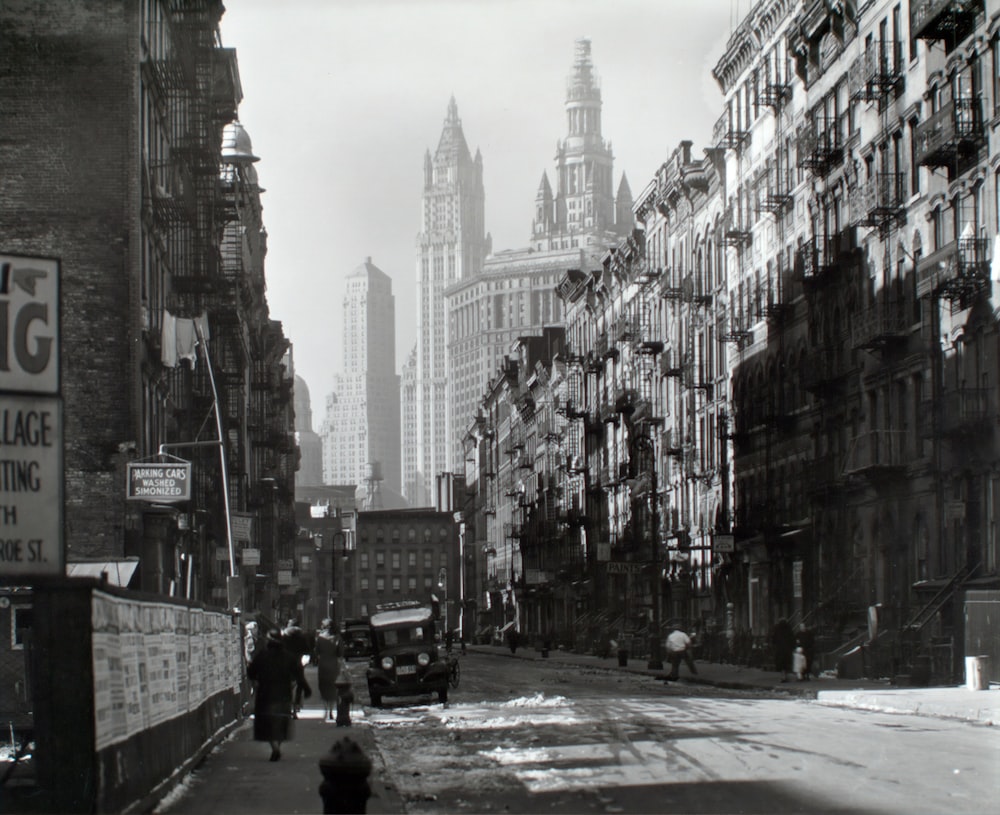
[246,628,311,761]
[314,619,344,721]
[771,618,795,682]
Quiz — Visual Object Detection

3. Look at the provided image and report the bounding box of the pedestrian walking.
[664,626,698,681]
[281,618,312,716]
[771,618,795,682]
[796,623,816,680]
[314,618,344,721]
[246,628,311,762]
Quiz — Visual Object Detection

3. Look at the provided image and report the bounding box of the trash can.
[965,655,989,691]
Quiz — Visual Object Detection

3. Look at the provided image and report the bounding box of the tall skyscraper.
[322,258,401,494]
[446,38,633,469]
[405,97,491,506]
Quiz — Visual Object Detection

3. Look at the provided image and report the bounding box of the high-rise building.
[322,258,401,495]
[406,97,491,506]
[445,38,634,470]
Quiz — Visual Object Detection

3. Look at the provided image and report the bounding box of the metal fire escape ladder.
[904,561,980,633]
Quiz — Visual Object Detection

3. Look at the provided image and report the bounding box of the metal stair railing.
[904,561,980,633]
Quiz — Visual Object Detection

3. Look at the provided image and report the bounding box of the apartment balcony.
[721,321,752,348]
[759,80,791,111]
[796,116,844,176]
[916,237,991,301]
[761,168,796,214]
[851,303,911,350]
[713,110,749,152]
[660,350,684,378]
[595,332,618,361]
[803,347,853,396]
[614,387,638,414]
[848,40,904,101]
[844,430,909,477]
[849,173,907,229]
[921,389,994,438]
[910,0,981,45]
[724,208,753,249]
[915,98,985,169]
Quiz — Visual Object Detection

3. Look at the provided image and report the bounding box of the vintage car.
[365,602,450,706]
[341,618,373,660]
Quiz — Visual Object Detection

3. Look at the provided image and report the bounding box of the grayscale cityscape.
[1,1,998,813]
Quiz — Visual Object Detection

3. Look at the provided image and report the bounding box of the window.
[11,605,32,649]
[423,551,433,569]
[391,577,401,592]
[375,551,385,568]
[359,552,369,570]
[360,576,369,591]
[376,576,385,593]
[424,576,433,591]
[408,576,417,592]
[391,551,401,569]
[407,551,417,568]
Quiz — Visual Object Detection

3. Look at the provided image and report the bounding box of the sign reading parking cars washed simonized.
[127,462,192,503]
[0,253,63,579]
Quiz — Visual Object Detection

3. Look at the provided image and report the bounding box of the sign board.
[0,254,59,395]
[793,559,803,599]
[241,548,260,567]
[231,513,253,542]
[713,534,735,553]
[0,394,63,577]
[127,462,191,503]
[277,569,293,586]
[606,561,645,575]
[596,541,611,562]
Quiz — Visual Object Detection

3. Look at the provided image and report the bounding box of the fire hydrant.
[335,677,354,726]
[319,736,372,814]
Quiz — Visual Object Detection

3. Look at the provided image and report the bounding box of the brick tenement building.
[0,1,296,609]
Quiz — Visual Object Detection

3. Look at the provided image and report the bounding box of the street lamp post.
[630,427,663,670]
[438,567,448,636]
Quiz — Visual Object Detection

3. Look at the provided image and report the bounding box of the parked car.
[341,618,373,660]
[366,601,450,707]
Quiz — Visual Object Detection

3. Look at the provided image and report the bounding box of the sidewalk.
[469,643,1000,726]
[150,663,406,815]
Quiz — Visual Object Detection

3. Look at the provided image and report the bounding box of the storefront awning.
[66,559,139,587]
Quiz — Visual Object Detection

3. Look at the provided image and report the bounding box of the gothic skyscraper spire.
[405,98,489,506]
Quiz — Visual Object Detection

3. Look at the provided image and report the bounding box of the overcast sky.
[219,0,742,429]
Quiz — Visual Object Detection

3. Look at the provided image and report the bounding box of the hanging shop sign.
[127,461,191,502]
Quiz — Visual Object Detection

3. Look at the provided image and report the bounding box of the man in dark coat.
[314,619,344,721]
[247,628,311,761]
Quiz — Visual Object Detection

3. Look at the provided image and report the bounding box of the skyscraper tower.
[322,258,401,494]
[406,98,490,506]
[531,38,626,248]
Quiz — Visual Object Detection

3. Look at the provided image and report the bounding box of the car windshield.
[377,625,430,648]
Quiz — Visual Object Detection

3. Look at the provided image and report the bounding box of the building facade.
[0,0,297,612]
[465,0,1000,683]
[321,257,401,495]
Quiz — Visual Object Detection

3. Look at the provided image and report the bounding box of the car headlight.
[381,656,394,670]
[417,652,430,667]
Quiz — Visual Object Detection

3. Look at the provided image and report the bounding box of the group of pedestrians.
[660,618,817,684]
[244,617,349,761]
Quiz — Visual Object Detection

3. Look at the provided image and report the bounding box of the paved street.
[153,649,999,814]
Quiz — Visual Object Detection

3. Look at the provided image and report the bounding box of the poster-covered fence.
[28,579,245,813]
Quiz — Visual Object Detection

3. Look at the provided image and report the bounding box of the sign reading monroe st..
[0,253,63,579]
